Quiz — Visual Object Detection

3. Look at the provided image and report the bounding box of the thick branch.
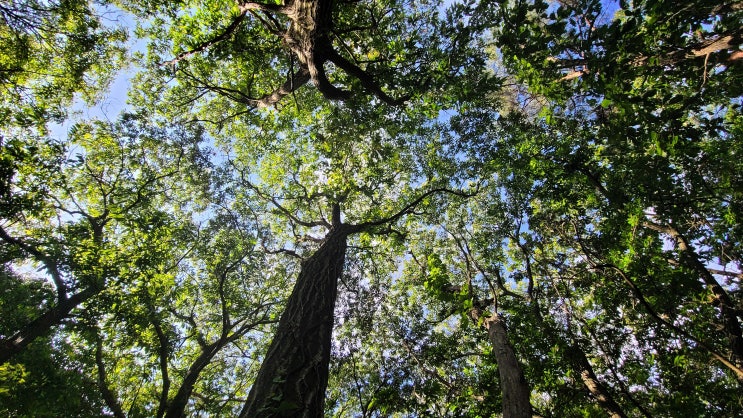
[325,47,409,105]
[238,0,292,14]
[256,67,312,107]
[152,314,171,418]
[164,311,276,418]
[559,28,743,81]
[0,286,97,364]
[573,349,628,418]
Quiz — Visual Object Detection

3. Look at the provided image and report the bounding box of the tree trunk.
[481,312,533,418]
[165,341,223,418]
[239,226,348,417]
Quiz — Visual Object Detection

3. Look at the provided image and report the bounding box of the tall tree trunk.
[471,309,532,418]
[239,226,348,417]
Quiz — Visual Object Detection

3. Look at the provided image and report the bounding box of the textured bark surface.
[239,226,348,417]
[482,313,532,418]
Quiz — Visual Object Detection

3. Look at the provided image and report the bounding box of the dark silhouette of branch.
[0,225,66,300]
[352,186,479,232]
[162,12,250,66]
[643,220,743,368]
[95,337,126,418]
[596,263,743,381]
[325,47,409,105]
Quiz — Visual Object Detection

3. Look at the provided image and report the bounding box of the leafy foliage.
[1,0,743,417]
[0,0,126,129]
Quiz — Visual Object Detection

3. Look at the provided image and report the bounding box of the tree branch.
[232,161,329,228]
[162,12,249,66]
[0,224,67,300]
[352,186,478,232]
[642,220,743,368]
[325,47,409,105]
[598,263,743,381]
[95,337,126,418]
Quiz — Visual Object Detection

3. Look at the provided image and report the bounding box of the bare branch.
[325,47,409,105]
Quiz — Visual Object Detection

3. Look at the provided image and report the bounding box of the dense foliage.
[1,0,741,416]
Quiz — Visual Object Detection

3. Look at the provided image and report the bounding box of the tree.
[90,206,283,417]
[0,0,126,130]
[494,0,743,378]
[0,113,206,364]
[3,0,743,416]
[122,0,493,125]
[218,111,475,415]
[0,266,109,417]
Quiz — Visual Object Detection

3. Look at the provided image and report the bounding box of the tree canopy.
[1,0,742,417]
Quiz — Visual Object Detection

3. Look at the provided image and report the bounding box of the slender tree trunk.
[239,226,348,417]
[165,341,223,418]
[474,310,532,418]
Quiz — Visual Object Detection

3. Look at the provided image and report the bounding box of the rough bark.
[239,225,349,417]
[483,314,532,418]
[233,189,471,416]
